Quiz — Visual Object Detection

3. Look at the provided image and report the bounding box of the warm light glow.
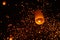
[2,1,6,5]
[34,10,45,25]
[38,20,41,22]
[9,35,13,40]
[9,38,13,40]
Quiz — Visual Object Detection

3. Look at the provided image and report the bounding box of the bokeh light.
[9,38,13,40]
[9,35,13,40]
[2,1,6,6]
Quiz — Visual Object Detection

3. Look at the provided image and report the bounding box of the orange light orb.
[9,38,13,40]
[34,10,45,25]
[2,1,6,6]
[9,35,13,40]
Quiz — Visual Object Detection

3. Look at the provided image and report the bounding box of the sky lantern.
[34,10,45,25]
[9,37,13,40]
[9,35,13,40]
[2,1,6,6]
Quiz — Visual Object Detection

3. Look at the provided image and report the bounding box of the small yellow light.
[38,20,41,22]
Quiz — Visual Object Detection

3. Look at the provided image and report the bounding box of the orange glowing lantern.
[9,37,13,40]
[2,1,6,6]
[34,10,45,25]
[9,35,13,40]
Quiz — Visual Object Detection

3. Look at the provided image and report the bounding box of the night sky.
[0,0,60,40]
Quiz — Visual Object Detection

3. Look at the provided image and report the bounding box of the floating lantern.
[9,35,13,40]
[9,37,13,40]
[34,10,45,25]
[2,1,6,6]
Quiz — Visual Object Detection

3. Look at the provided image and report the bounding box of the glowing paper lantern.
[2,1,6,6]
[9,37,13,40]
[34,10,45,25]
[9,35,13,40]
